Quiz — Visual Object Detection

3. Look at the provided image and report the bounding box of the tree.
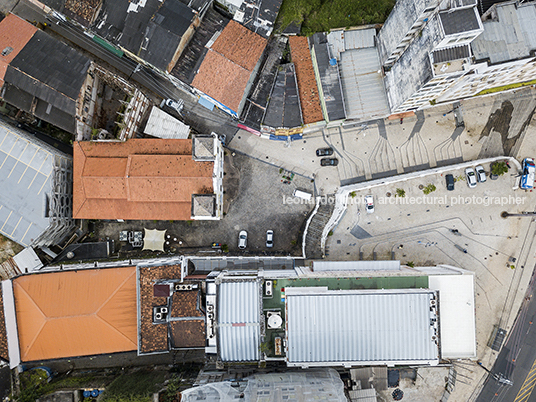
[491,161,508,177]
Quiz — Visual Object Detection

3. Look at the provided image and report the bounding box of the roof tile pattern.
[138,264,182,354]
[73,139,214,220]
[192,21,267,113]
[171,290,203,318]
[171,320,205,348]
[0,14,37,87]
[13,267,137,362]
[0,287,8,362]
[288,36,323,124]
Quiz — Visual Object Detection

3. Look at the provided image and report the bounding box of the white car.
[161,98,184,114]
[475,165,486,182]
[465,167,477,188]
[238,230,247,249]
[364,195,374,213]
[266,230,273,248]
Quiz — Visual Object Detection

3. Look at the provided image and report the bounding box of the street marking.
[514,358,536,402]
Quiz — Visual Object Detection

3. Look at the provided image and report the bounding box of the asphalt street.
[477,266,536,402]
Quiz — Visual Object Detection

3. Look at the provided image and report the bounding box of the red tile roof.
[211,21,267,71]
[289,36,323,124]
[192,21,267,113]
[0,14,38,88]
[73,139,214,220]
[192,51,251,113]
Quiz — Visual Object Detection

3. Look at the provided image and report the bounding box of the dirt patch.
[0,234,23,264]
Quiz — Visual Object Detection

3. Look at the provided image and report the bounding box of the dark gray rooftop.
[139,0,195,71]
[309,33,346,122]
[178,0,210,12]
[439,8,480,36]
[4,30,90,133]
[263,63,302,128]
[94,0,161,55]
[432,44,471,63]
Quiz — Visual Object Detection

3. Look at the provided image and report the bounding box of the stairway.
[304,199,335,259]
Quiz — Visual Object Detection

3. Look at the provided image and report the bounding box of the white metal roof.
[428,274,476,358]
[285,287,439,367]
[218,281,260,361]
[339,47,390,120]
[344,28,376,51]
[144,106,190,139]
[12,247,43,273]
[312,260,400,272]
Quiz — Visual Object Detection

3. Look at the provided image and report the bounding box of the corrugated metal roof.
[312,260,400,272]
[0,119,63,247]
[218,281,260,361]
[344,29,376,51]
[144,107,190,139]
[471,2,536,64]
[339,48,390,120]
[285,288,439,366]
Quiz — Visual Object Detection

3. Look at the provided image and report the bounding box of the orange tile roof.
[192,21,267,113]
[288,36,323,124]
[211,20,267,71]
[0,14,38,88]
[73,139,214,220]
[13,267,137,362]
[192,51,251,113]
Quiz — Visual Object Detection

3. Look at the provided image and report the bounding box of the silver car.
[475,165,486,182]
[266,230,273,248]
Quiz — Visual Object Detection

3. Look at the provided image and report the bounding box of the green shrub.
[395,188,405,198]
[422,184,436,195]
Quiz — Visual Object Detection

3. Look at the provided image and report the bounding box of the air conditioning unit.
[185,284,192,290]
[265,280,273,296]
[155,313,163,320]
[208,313,214,319]
[207,304,214,313]
[160,307,168,314]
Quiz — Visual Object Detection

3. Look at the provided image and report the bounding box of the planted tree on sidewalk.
[491,161,508,177]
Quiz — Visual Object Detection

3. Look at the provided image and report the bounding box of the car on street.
[521,157,536,189]
[364,195,374,213]
[445,174,455,191]
[161,98,184,114]
[266,230,273,248]
[321,158,339,166]
[238,230,247,249]
[316,147,334,157]
[465,167,477,188]
[475,165,486,182]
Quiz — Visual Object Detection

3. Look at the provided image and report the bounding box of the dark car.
[445,174,455,191]
[321,158,339,166]
[316,147,334,157]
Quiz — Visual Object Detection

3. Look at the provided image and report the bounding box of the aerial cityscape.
[0,0,535,400]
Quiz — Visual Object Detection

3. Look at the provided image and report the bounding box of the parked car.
[445,174,455,191]
[161,98,184,114]
[465,167,477,188]
[320,158,339,166]
[520,157,536,189]
[475,165,486,182]
[266,230,273,248]
[316,147,334,157]
[238,230,247,249]
[364,195,374,213]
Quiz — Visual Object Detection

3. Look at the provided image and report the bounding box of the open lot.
[228,87,536,196]
[93,152,314,256]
